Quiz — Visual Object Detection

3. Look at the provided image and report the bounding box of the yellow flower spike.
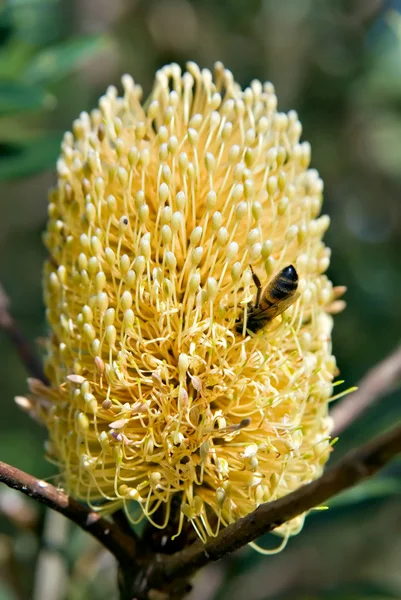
[22,62,344,547]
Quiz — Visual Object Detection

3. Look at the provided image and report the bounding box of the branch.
[0,461,136,565]
[0,283,48,384]
[150,422,401,586]
[331,345,401,436]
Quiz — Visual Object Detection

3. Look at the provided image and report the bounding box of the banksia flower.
[21,62,343,544]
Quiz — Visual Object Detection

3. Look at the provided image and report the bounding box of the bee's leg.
[250,266,262,308]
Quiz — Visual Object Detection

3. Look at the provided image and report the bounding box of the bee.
[236,264,299,334]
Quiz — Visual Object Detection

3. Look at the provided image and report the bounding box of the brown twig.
[0,283,48,384]
[331,345,401,436]
[0,461,136,565]
[146,421,401,589]
[112,508,139,543]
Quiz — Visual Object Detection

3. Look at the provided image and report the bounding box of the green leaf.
[0,39,34,80]
[0,132,61,180]
[327,477,401,508]
[23,35,109,85]
[0,82,54,116]
[0,582,18,600]
[269,582,400,599]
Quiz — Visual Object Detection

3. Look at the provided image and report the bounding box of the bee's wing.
[257,291,300,321]
[274,291,300,318]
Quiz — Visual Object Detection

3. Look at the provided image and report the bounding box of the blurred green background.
[1,0,401,599]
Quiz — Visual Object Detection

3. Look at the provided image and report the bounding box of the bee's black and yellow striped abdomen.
[264,265,298,303]
[236,265,299,334]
